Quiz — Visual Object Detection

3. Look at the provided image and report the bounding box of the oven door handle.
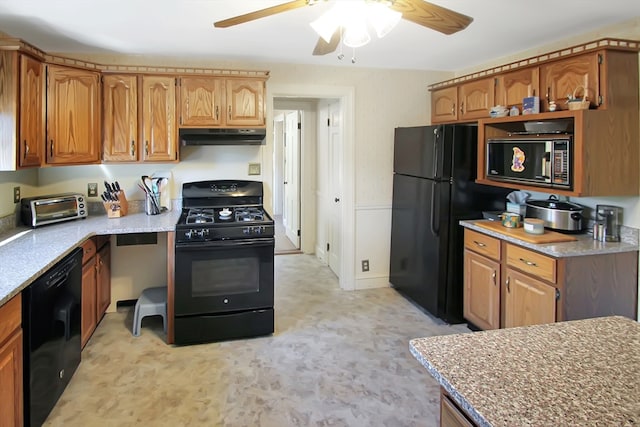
[175,238,275,250]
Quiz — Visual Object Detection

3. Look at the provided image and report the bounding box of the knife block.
[103,191,129,218]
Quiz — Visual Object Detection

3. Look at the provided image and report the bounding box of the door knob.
[334,198,340,202]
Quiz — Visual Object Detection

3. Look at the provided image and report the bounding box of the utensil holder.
[567,86,590,110]
[145,192,161,215]
[103,191,128,218]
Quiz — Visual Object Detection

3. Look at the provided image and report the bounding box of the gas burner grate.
[236,207,264,222]
[186,208,215,224]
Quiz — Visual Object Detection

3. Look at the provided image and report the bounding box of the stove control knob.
[243,227,250,234]
[256,226,263,235]
[185,230,193,239]
[223,298,229,304]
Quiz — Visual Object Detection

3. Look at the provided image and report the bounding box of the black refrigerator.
[389,124,510,323]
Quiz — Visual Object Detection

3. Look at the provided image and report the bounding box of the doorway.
[270,87,354,290]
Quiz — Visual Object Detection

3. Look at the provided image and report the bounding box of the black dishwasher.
[22,247,83,427]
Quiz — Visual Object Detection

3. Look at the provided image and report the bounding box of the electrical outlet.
[87,183,98,197]
[248,163,261,175]
[361,259,369,272]
[13,186,20,204]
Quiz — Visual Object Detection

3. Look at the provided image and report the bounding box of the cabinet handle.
[50,140,54,158]
[145,141,149,156]
[492,271,496,285]
[546,86,550,101]
[519,257,538,267]
[24,140,29,158]
[228,105,231,120]
[130,140,135,157]
[506,277,510,293]
[451,103,455,115]
[215,106,219,120]
[460,102,464,114]
[473,240,486,247]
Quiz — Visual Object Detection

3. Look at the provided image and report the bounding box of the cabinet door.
[179,77,224,126]
[0,330,23,427]
[96,243,111,319]
[431,86,458,123]
[495,67,539,111]
[81,259,97,349]
[540,53,600,111]
[103,74,138,161]
[459,78,495,121]
[225,79,265,126]
[441,393,474,427]
[46,65,100,164]
[141,76,177,162]
[504,268,556,328]
[464,249,501,330]
[19,54,45,168]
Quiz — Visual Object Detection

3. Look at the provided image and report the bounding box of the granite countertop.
[410,316,640,427]
[0,210,181,307]
[460,219,639,257]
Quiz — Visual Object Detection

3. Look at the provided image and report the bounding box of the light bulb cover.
[368,3,401,38]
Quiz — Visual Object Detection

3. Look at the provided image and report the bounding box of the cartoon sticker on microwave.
[511,147,525,172]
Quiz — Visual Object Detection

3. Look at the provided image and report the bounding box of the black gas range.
[174,180,275,345]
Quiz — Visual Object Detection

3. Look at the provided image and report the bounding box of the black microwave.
[486,136,572,189]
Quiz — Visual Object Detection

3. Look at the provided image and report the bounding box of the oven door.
[174,238,274,316]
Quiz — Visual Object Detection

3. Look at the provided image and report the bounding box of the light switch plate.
[87,183,98,197]
[248,163,261,175]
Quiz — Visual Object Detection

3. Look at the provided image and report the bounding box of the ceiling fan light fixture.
[310,6,341,43]
[343,20,370,48]
[367,2,401,38]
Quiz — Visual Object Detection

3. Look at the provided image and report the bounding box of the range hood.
[179,128,266,146]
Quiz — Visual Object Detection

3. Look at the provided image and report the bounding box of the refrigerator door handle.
[432,127,440,179]
[430,180,439,236]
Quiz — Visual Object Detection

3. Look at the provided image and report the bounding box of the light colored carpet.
[44,254,470,427]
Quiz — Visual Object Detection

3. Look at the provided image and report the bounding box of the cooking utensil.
[526,195,584,232]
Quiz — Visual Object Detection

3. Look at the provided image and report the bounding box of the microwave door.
[488,141,551,185]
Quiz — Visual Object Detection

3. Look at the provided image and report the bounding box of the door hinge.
[326,242,330,251]
[555,288,561,301]
[598,95,603,105]
[598,53,603,64]
[297,229,300,237]
[327,118,330,127]
[297,122,301,130]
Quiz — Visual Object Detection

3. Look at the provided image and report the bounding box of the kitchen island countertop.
[410,316,640,427]
[0,210,181,307]
[460,219,639,257]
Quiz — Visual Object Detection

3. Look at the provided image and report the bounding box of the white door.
[283,111,301,247]
[327,100,342,276]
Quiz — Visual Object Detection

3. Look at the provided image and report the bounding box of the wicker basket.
[567,85,590,110]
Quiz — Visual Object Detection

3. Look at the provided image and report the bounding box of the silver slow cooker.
[526,195,584,232]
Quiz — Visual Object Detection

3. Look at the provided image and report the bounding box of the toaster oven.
[21,193,87,227]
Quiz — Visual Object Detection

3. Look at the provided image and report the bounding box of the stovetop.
[176,180,274,243]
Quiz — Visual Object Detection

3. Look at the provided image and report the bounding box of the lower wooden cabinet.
[503,268,556,328]
[80,237,111,349]
[0,294,23,427]
[440,390,475,427]
[463,249,500,330]
[463,227,638,330]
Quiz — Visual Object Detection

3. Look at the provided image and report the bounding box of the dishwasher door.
[22,247,83,427]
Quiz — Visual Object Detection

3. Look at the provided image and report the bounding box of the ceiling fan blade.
[391,0,473,35]
[214,0,309,28]
[312,29,341,56]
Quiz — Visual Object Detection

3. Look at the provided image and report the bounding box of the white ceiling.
[0,0,639,71]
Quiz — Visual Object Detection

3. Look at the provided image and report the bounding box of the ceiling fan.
[214,0,473,56]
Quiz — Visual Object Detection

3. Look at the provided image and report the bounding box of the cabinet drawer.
[506,244,556,283]
[81,238,97,265]
[464,230,500,260]
[0,294,21,345]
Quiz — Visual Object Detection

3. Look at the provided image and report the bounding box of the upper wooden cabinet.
[179,77,224,126]
[178,77,266,128]
[46,65,100,165]
[458,77,495,121]
[540,52,600,112]
[0,51,45,170]
[141,75,177,162]
[495,67,539,111]
[102,74,138,162]
[103,74,178,163]
[431,86,458,123]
